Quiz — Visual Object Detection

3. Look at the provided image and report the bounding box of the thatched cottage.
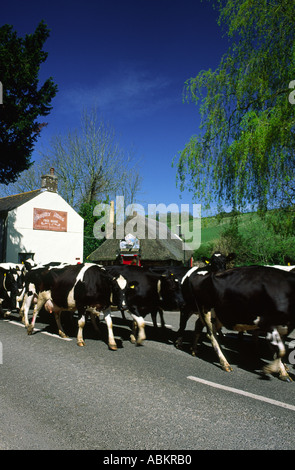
[88,212,193,266]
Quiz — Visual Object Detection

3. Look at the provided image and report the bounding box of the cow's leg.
[159,308,166,328]
[175,308,193,350]
[19,292,27,323]
[277,359,291,382]
[103,309,117,351]
[27,291,50,335]
[88,308,100,334]
[20,293,34,328]
[129,313,145,345]
[27,308,38,334]
[191,312,224,356]
[191,316,205,356]
[158,308,165,328]
[16,287,25,312]
[9,292,17,314]
[263,328,292,382]
[130,319,138,344]
[151,307,165,329]
[2,293,12,317]
[77,309,87,346]
[0,299,3,317]
[1,296,11,317]
[54,310,68,339]
[201,309,233,372]
[263,357,291,381]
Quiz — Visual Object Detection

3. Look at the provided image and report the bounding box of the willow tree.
[176,0,295,222]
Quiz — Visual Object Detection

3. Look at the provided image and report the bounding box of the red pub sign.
[33,208,67,232]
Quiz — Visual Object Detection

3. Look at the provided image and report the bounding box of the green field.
[195,211,295,265]
[200,212,258,247]
[165,209,294,264]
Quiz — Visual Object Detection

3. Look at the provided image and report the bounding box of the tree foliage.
[0,21,57,184]
[78,199,106,261]
[42,108,142,210]
[0,108,142,211]
[176,0,295,217]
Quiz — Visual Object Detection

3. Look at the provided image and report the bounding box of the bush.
[212,216,295,266]
[193,243,214,261]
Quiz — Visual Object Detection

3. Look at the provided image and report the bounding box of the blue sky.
[1,0,229,215]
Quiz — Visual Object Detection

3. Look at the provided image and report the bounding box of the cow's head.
[201,252,235,273]
[23,258,36,272]
[159,272,185,310]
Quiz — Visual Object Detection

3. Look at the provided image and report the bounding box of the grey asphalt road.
[0,309,295,451]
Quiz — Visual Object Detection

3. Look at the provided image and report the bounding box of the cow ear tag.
[205,260,210,264]
[130,284,135,289]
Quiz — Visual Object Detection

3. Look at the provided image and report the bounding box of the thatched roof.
[88,213,193,265]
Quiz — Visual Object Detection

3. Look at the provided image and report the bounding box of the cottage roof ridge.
[0,188,42,211]
[0,188,41,200]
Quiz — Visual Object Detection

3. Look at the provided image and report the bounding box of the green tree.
[175,0,295,219]
[0,21,57,184]
[78,199,106,261]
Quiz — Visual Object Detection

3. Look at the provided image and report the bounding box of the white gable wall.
[6,191,84,264]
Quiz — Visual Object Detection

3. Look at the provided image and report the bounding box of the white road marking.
[144,320,173,328]
[3,320,24,327]
[3,319,72,341]
[188,376,295,412]
[41,331,72,341]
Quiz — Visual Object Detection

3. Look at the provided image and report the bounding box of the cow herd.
[1,253,295,383]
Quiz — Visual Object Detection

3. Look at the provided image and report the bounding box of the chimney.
[41,168,58,193]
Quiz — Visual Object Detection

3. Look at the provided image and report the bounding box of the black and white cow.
[20,262,70,328]
[105,265,184,345]
[27,263,127,350]
[174,252,235,351]
[0,264,25,316]
[186,265,295,382]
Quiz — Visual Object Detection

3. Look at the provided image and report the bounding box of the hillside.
[200,212,259,247]
[195,211,295,265]
[156,210,294,264]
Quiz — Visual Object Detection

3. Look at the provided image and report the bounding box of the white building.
[0,169,84,264]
